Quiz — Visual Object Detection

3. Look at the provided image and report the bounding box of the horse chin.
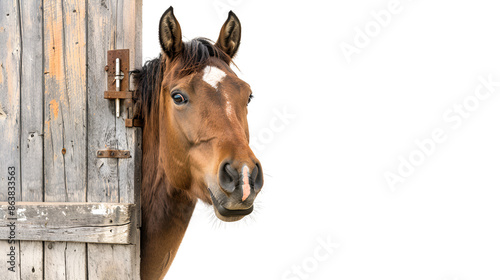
[212,206,246,222]
[208,188,253,222]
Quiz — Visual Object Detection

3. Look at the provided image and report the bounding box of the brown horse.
[132,7,263,279]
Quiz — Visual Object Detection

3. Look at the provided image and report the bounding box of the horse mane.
[131,38,232,120]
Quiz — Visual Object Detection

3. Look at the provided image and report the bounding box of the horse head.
[156,7,263,222]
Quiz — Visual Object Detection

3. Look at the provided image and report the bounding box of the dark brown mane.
[132,38,232,120]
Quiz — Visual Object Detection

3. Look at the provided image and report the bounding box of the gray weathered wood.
[20,241,43,280]
[87,0,142,279]
[1,0,142,277]
[43,0,87,278]
[43,0,87,202]
[19,0,44,278]
[44,242,87,280]
[87,0,120,207]
[0,1,22,279]
[20,0,43,203]
[0,202,137,244]
[117,1,142,277]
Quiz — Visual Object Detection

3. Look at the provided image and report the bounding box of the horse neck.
[140,111,196,279]
[141,104,197,217]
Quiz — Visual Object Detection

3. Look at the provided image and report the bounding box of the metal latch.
[104,49,142,127]
[114,57,124,117]
[99,50,139,160]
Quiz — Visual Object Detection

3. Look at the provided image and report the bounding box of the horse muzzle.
[208,160,263,222]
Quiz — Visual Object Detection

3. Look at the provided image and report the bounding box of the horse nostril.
[253,163,263,192]
[219,163,238,193]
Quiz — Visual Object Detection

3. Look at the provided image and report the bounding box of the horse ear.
[159,7,183,58]
[215,11,241,58]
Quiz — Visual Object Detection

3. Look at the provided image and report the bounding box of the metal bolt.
[104,65,109,71]
[48,243,53,249]
[98,151,103,156]
[61,148,66,155]
[111,152,115,156]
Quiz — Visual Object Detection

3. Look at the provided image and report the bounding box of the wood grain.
[0,202,137,244]
[0,1,22,279]
[1,0,142,277]
[43,0,87,278]
[19,0,44,278]
[87,0,142,278]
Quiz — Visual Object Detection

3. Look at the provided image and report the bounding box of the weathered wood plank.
[87,0,123,278]
[20,0,43,202]
[87,0,142,279]
[0,202,137,244]
[4,223,134,244]
[43,242,66,279]
[20,242,43,280]
[87,0,119,206]
[119,2,143,278]
[0,1,22,279]
[19,0,44,278]
[44,242,86,280]
[117,0,142,212]
[133,4,143,278]
[43,0,87,202]
[43,0,87,278]
[87,244,138,280]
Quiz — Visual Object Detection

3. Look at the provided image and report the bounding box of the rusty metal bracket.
[105,49,132,118]
[104,91,133,100]
[99,50,139,160]
[125,119,144,128]
[106,49,130,90]
[104,48,143,129]
[96,150,131,159]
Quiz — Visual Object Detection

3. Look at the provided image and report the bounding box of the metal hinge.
[96,149,131,159]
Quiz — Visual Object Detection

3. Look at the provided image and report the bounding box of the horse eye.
[172,93,187,105]
[247,94,254,105]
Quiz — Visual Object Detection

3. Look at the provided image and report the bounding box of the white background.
[143,1,500,279]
